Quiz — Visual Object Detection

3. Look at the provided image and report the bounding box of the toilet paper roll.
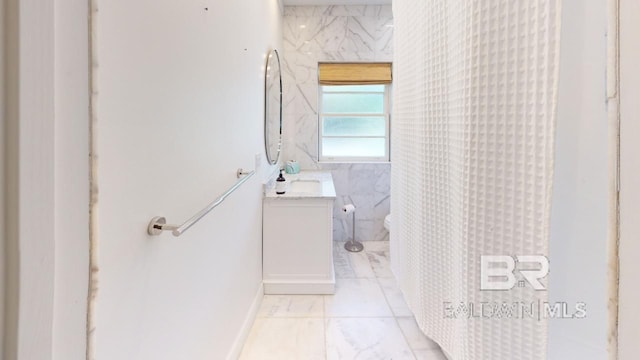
[342,204,356,214]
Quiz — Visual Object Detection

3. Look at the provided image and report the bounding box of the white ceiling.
[283,0,391,5]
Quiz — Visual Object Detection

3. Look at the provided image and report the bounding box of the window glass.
[322,93,385,114]
[322,116,386,137]
[318,83,390,162]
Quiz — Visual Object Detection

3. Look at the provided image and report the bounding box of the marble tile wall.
[281,5,393,242]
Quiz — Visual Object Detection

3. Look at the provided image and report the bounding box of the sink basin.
[289,179,322,193]
[265,171,335,199]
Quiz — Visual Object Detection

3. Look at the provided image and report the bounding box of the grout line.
[327,240,412,357]
[321,294,326,319]
[385,286,420,360]
[386,285,418,356]
[322,296,328,360]
[394,315,420,360]
[369,244,420,359]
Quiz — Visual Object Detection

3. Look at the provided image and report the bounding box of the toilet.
[384,214,391,232]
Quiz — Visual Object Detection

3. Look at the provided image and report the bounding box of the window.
[317,63,392,162]
[319,85,390,161]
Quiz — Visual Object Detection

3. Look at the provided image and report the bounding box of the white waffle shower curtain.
[391,1,560,359]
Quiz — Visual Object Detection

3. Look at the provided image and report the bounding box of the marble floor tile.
[396,317,440,351]
[241,238,448,359]
[366,249,394,278]
[333,243,376,279]
[363,241,392,279]
[239,318,325,360]
[413,349,449,360]
[257,295,324,318]
[348,250,377,278]
[378,277,413,317]
[363,240,390,252]
[326,318,415,360]
[324,278,393,317]
[333,245,354,278]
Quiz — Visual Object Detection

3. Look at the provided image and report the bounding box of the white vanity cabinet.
[262,172,336,294]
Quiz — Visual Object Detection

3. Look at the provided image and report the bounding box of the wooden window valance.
[318,62,392,85]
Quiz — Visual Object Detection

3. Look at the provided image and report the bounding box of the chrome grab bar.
[147,168,255,237]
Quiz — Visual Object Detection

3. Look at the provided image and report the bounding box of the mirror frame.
[264,49,283,165]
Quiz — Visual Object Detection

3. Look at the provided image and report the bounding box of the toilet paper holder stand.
[342,204,363,253]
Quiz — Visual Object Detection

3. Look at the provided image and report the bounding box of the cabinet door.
[263,200,332,280]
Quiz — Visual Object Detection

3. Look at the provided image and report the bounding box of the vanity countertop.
[264,171,336,200]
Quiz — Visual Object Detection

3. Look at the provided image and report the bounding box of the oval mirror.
[264,49,282,165]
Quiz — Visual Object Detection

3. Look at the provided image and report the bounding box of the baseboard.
[226,282,264,360]
[263,279,335,295]
[263,270,335,295]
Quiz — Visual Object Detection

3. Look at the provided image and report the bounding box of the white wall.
[52,0,90,358]
[2,1,91,359]
[3,0,57,358]
[548,0,609,358]
[92,0,282,358]
[3,1,21,357]
[618,0,640,358]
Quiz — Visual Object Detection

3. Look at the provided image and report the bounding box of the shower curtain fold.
[391,1,561,359]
